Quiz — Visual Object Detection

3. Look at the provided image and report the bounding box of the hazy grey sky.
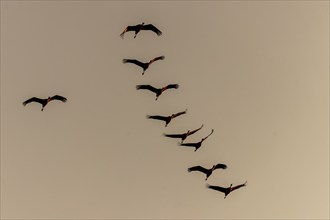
[1,1,329,219]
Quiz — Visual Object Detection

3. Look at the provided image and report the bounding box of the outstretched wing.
[231,181,247,192]
[151,55,165,63]
[179,142,197,147]
[147,115,168,122]
[136,85,158,94]
[141,24,162,36]
[123,59,145,68]
[206,184,227,194]
[172,109,187,118]
[214,163,227,170]
[164,133,183,138]
[120,25,139,38]
[204,129,214,140]
[164,84,179,90]
[22,97,44,106]
[50,95,67,102]
[188,166,208,174]
[188,124,204,136]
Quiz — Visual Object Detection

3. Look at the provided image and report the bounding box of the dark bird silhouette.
[147,109,187,127]
[136,84,179,100]
[123,56,165,75]
[23,95,67,111]
[179,129,214,151]
[206,181,247,199]
[188,163,227,180]
[120,22,162,38]
[164,124,203,143]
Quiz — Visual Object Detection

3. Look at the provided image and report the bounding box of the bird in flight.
[22,95,67,111]
[123,56,165,75]
[179,129,214,151]
[136,84,179,100]
[147,109,187,127]
[188,163,227,181]
[206,181,247,199]
[164,124,204,143]
[120,22,162,39]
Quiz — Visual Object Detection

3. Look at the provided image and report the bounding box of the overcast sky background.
[1,1,329,219]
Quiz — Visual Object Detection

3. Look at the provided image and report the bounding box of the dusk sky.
[1,1,329,219]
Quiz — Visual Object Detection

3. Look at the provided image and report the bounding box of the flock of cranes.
[22,22,247,199]
[120,22,247,199]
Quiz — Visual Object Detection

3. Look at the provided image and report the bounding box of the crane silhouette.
[164,124,203,143]
[136,84,179,100]
[206,181,247,199]
[147,109,187,127]
[123,56,165,75]
[188,163,227,180]
[120,22,162,39]
[22,95,67,111]
[179,129,214,151]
